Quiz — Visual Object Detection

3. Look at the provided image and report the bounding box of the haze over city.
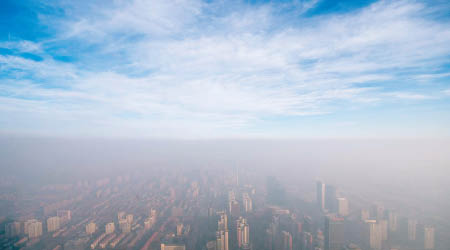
[0,0,449,250]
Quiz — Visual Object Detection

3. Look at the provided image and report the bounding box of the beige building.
[424,226,435,249]
[161,243,186,250]
[86,222,97,235]
[25,219,43,238]
[407,219,417,241]
[365,220,381,250]
[47,216,60,232]
[337,198,349,217]
[105,222,115,234]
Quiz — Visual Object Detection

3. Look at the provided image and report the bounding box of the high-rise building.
[424,226,435,249]
[216,230,229,250]
[160,243,186,250]
[243,193,253,213]
[371,204,384,221]
[177,223,184,236]
[281,231,293,250]
[316,181,326,211]
[337,198,349,217]
[229,200,240,218]
[5,222,21,237]
[407,219,417,241]
[145,217,155,230]
[57,210,71,224]
[47,216,60,232]
[218,211,228,231]
[150,208,157,218]
[119,219,131,233]
[105,222,115,234]
[325,185,337,212]
[377,220,387,241]
[217,211,229,250]
[86,222,97,235]
[206,241,217,250]
[24,219,43,238]
[118,211,126,221]
[365,220,381,250]
[237,217,250,249]
[126,214,133,224]
[361,209,370,221]
[387,210,397,232]
[324,215,345,250]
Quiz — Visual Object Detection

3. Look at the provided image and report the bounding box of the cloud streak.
[0,0,449,138]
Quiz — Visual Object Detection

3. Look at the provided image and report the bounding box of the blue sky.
[0,0,449,138]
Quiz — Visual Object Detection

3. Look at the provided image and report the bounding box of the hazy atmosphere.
[1,0,449,249]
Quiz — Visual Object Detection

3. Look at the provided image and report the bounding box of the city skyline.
[1,0,449,138]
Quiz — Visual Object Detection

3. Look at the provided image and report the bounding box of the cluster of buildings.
[317,180,436,250]
[4,209,72,246]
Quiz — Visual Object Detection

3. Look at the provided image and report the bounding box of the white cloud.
[385,92,432,100]
[1,0,449,137]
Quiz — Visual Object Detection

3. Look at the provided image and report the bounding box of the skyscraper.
[324,215,345,250]
[365,220,381,250]
[105,222,115,234]
[337,198,349,217]
[371,204,384,221]
[243,193,253,213]
[237,217,250,249]
[424,226,435,249]
[378,220,388,242]
[407,219,417,241]
[216,230,229,250]
[57,210,71,224]
[47,216,60,232]
[361,209,370,221]
[281,231,293,250]
[217,211,229,250]
[325,185,337,212]
[5,222,21,237]
[24,219,43,238]
[86,222,97,235]
[387,210,397,232]
[316,181,326,211]
[161,243,186,250]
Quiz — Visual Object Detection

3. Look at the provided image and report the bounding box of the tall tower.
[407,219,417,241]
[237,217,250,249]
[387,210,397,232]
[365,220,381,250]
[325,185,337,212]
[316,181,326,211]
[424,226,435,249]
[324,215,345,250]
[47,216,60,232]
[281,231,293,250]
[337,198,349,217]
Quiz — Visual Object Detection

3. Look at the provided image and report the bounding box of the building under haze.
[365,220,381,250]
[5,222,21,237]
[24,219,42,238]
[407,219,417,241]
[324,215,345,250]
[281,230,293,250]
[237,217,250,249]
[316,181,326,211]
[105,222,115,234]
[424,226,435,249]
[47,216,60,232]
[86,222,97,235]
[387,210,398,232]
[337,198,349,217]
[161,243,186,250]
[325,185,337,212]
